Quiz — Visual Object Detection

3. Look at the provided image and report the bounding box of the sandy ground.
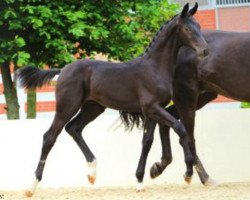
[1,182,250,200]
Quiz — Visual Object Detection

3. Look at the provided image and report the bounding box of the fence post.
[17,87,26,119]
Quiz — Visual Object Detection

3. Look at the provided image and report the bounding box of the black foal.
[16,3,208,196]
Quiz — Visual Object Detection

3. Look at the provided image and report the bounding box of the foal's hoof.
[25,190,33,198]
[204,178,218,187]
[136,188,146,193]
[87,175,96,185]
[150,162,162,179]
[183,174,192,184]
[136,183,145,193]
[87,160,97,185]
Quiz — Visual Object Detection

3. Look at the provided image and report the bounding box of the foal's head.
[175,3,209,58]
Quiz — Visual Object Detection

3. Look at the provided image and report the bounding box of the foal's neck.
[143,21,181,75]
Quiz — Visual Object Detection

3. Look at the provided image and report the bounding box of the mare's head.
[175,3,209,58]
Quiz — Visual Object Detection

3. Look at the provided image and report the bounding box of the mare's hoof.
[183,174,192,184]
[150,162,162,179]
[88,174,96,185]
[204,178,218,187]
[25,190,33,198]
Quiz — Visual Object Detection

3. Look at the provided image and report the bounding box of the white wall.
[0,108,250,190]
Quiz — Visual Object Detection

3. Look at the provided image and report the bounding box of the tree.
[0,63,19,119]
[0,0,179,119]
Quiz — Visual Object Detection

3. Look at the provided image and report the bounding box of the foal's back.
[57,58,148,111]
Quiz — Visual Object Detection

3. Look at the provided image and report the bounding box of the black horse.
[16,3,208,196]
[122,29,250,188]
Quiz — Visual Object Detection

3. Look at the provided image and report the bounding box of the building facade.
[176,0,250,31]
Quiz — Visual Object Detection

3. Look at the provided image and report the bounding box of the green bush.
[240,102,250,108]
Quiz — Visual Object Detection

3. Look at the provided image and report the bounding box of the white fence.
[0,75,57,120]
[0,108,250,190]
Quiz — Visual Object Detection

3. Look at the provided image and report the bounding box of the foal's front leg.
[135,119,156,192]
[142,103,194,178]
[150,92,219,184]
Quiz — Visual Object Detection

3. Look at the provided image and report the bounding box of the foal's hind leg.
[65,102,105,185]
[25,89,83,197]
[135,119,156,192]
[150,122,173,179]
[26,112,81,197]
[149,105,178,179]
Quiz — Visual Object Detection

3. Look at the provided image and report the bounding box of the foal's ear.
[181,3,189,18]
[189,2,198,16]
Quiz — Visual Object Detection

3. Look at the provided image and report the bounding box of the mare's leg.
[192,92,217,185]
[135,119,156,192]
[26,88,83,197]
[65,101,105,184]
[174,86,218,184]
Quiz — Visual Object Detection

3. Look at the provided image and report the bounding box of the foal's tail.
[119,111,145,131]
[15,66,61,89]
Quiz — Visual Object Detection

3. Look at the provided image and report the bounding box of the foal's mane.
[142,15,177,56]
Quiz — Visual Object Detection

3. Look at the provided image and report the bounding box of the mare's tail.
[15,66,61,89]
